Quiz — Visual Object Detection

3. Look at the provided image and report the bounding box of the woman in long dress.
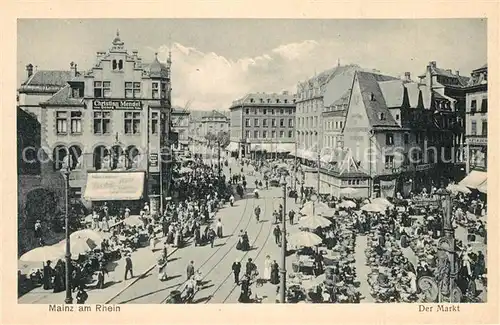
[263,255,272,281]
[270,260,280,285]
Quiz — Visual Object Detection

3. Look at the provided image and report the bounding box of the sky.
[18,19,487,110]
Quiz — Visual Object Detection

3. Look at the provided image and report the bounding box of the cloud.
[151,40,338,110]
[151,34,485,110]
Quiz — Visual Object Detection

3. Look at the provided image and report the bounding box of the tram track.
[159,189,258,303]
[203,195,276,304]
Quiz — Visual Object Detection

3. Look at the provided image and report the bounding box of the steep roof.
[378,80,404,108]
[40,85,85,107]
[202,110,229,120]
[21,70,74,87]
[145,57,169,79]
[356,71,400,128]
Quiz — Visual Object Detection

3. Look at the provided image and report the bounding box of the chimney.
[430,61,437,68]
[70,62,78,76]
[282,90,289,95]
[404,72,411,81]
[26,64,34,78]
[456,70,460,76]
[132,50,138,59]
[446,69,452,74]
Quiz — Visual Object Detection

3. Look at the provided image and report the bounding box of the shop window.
[152,112,159,134]
[67,145,82,170]
[70,111,82,134]
[94,81,111,98]
[110,145,124,170]
[385,133,394,145]
[125,82,141,98]
[93,145,109,170]
[482,120,487,136]
[93,111,111,134]
[152,82,159,99]
[384,155,394,169]
[56,111,68,134]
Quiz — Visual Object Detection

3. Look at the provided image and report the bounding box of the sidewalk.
[18,239,172,304]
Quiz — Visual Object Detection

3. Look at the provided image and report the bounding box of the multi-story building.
[461,64,487,193]
[295,64,362,159]
[188,117,203,143]
[28,31,172,215]
[229,91,296,158]
[340,70,460,198]
[322,90,349,150]
[418,61,470,179]
[201,110,230,139]
[171,107,190,150]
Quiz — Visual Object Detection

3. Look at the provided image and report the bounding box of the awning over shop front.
[459,170,487,189]
[84,172,145,201]
[478,180,487,194]
[226,142,239,152]
[276,143,295,153]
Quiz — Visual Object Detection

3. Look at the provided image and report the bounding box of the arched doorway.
[93,145,109,170]
[125,145,140,169]
[68,145,82,170]
[52,145,68,171]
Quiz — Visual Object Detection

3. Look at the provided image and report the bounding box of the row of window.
[245,118,293,128]
[244,107,293,115]
[470,120,488,136]
[93,81,168,99]
[298,116,320,129]
[297,99,321,114]
[249,98,295,104]
[470,98,488,114]
[56,110,163,135]
[244,130,293,139]
[324,120,344,130]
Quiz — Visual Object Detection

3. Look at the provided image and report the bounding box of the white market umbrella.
[447,184,472,195]
[299,215,332,229]
[300,201,331,216]
[70,229,105,245]
[340,187,358,197]
[371,197,394,208]
[360,203,385,213]
[20,245,65,263]
[288,231,323,248]
[58,237,97,256]
[477,181,487,194]
[179,167,193,174]
[338,200,356,209]
[124,215,144,227]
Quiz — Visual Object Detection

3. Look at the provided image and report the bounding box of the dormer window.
[267,99,271,103]
[378,112,385,120]
[118,60,123,70]
[250,98,254,103]
[260,98,264,103]
[276,99,280,103]
[284,99,288,103]
[370,93,375,101]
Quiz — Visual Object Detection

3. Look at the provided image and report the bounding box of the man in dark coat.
[186,261,195,280]
[289,210,295,225]
[232,260,241,284]
[43,260,53,290]
[124,254,133,280]
[245,258,256,276]
[273,225,281,245]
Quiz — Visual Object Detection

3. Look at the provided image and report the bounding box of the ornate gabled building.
[341,70,460,198]
[21,31,173,215]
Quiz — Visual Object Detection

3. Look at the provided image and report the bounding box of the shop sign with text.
[93,100,142,110]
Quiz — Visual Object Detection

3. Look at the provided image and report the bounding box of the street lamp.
[279,174,287,303]
[60,156,73,304]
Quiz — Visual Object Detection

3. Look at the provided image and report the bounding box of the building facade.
[229,91,296,158]
[171,107,191,149]
[30,32,172,215]
[201,110,230,139]
[461,64,487,192]
[295,64,363,160]
[341,70,460,198]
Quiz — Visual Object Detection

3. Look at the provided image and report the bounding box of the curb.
[104,247,179,304]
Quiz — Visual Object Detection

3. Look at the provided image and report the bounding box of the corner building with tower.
[19,32,173,215]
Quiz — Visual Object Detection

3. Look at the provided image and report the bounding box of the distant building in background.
[295,64,363,161]
[460,64,487,194]
[228,91,296,159]
[171,107,191,150]
[201,110,230,139]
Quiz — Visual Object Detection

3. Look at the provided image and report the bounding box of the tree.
[216,131,230,148]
